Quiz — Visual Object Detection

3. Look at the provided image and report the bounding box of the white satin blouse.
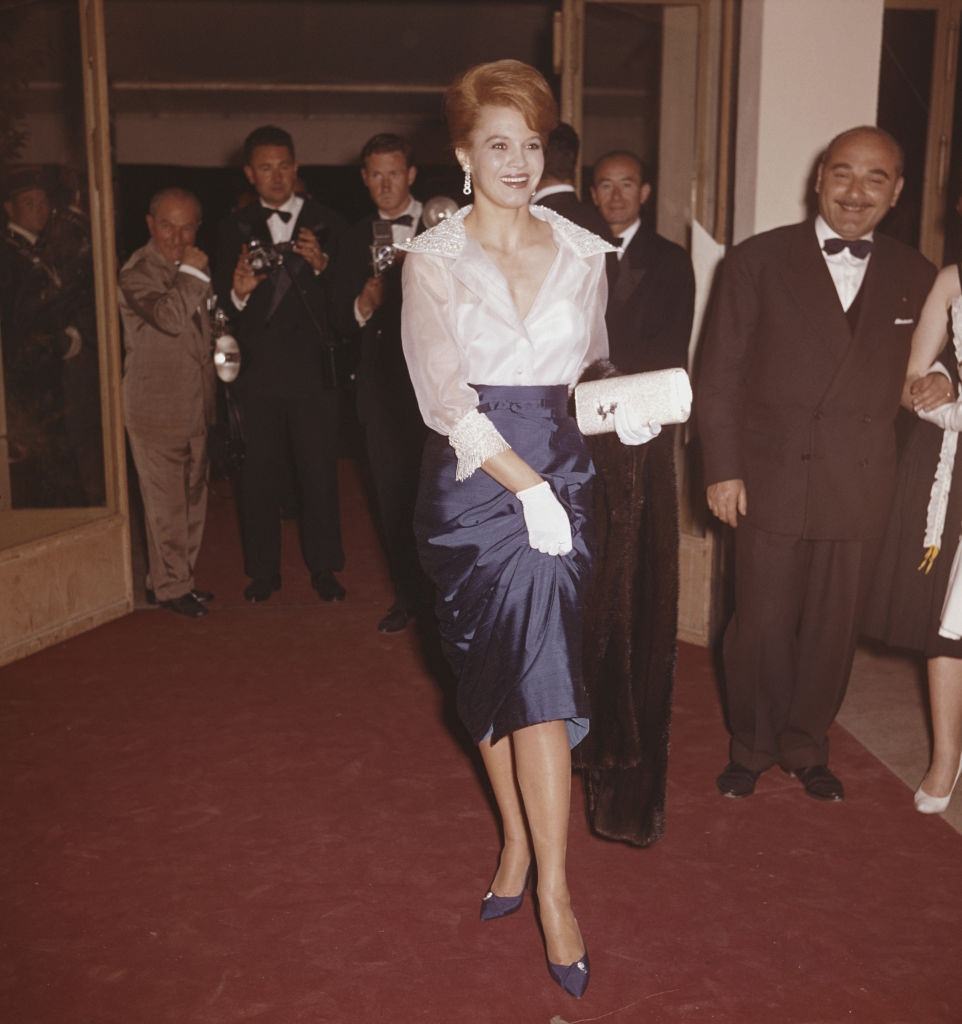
[398,204,615,478]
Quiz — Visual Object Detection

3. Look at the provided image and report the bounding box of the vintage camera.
[247,237,294,273]
[370,220,397,277]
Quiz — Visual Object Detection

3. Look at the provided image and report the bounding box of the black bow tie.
[613,236,625,247]
[266,208,292,224]
[387,214,414,227]
[823,237,872,259]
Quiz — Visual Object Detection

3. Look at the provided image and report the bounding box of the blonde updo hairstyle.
[445,59,559,161]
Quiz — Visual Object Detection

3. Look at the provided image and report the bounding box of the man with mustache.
[697,126,941,801]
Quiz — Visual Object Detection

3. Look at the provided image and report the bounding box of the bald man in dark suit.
[697,127,938,801]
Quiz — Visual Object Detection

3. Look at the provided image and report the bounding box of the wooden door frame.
[553,0,736,646]
[884,0,962,264]
[81,0,128,523]
[554,0,736,243]
[0,0,131,667]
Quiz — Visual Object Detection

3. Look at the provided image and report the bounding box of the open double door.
[554,0,734,643]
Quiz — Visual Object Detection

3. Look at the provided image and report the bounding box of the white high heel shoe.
[914,753,962,814]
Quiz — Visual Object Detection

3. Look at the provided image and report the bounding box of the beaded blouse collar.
[396,203,617,260]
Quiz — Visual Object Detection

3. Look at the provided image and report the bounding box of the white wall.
[734,0,885,242]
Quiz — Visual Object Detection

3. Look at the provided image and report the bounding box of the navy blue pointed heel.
[479,866,530,921]
[548,949,590,998]
[479,888,524,921]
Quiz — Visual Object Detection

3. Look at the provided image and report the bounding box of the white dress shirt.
[8,222,39,247]
[613,218,641,261]
[385,196,422,246]
[262,193,303,245]
[230,194,304,309]
[178,263,210,283]
[814,214,872,312]
[8,223,63,288]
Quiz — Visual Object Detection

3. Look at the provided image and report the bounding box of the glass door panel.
[0,0,108,543]
[580,2,700,247]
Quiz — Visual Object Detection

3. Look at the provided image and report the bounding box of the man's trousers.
[238,389,343,582]
[722,522,875,771]
[128,430,209,601]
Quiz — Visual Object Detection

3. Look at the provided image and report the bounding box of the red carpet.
[2,460,961,1023]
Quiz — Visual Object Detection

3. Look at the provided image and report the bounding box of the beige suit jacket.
[119,241,216,439]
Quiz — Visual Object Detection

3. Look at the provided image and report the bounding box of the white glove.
[919,397,962,432]
[613,402,662,446]
[516,480,572,556]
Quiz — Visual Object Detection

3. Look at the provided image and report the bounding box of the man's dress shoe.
[312,570,346,602]
[147,588,213,605]
[792,765,844,801]
[716,761,761,798]
[161,593,208,618]
[244,576,281,603]
[377,603,410,633]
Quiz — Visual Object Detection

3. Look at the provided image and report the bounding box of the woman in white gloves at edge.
[397,60,658,999]
[865,263,962,816]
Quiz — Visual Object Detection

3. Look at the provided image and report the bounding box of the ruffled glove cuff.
[449,408,511,481]
[919,399,962,433]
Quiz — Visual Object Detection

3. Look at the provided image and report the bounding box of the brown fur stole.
[576,360,678,847]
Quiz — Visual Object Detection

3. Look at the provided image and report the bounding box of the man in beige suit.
[119,187,216,618]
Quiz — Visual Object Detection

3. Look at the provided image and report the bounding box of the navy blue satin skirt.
[414,384,595,748]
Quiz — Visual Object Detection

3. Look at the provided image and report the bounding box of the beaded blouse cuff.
[449,409,511,481]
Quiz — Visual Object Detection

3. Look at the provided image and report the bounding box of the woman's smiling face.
[457,105,544,211]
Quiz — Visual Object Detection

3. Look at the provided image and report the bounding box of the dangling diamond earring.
[462,168,472,196]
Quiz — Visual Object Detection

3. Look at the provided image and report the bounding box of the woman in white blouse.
[398,60,655,997]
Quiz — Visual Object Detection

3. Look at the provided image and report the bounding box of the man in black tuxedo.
[696,127,938,801]
[214,125,346,603]
[333,133,426,632]
[531,122,610,238]
[576,150,694,845]
[590,151,695,372]
[1,168,85,507]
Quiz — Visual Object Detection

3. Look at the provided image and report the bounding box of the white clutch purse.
[574,368,692,436]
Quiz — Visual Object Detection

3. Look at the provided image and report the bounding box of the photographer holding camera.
[214,125,347,604]
[333,133,427,633]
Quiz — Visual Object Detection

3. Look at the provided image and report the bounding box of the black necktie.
[823,236,872,259]
[388,214,414,227]
[266,208,292,224]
